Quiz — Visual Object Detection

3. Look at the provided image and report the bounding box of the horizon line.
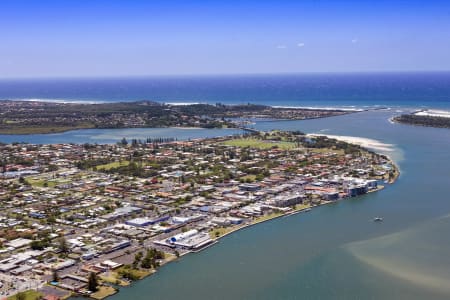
[1,70,450,80]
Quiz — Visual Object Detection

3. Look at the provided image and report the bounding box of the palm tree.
[52,269,59,282]
[88,272,99,292]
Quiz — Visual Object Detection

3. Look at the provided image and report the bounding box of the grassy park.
[90,286,117,300]
[94,161,130,171]
[222,138,296,150]
[8,290,42,300]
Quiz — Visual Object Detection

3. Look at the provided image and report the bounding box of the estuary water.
[60,109,449,300]
[0,127,243,145]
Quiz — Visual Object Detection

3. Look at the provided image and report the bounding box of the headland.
[0,100,354,135]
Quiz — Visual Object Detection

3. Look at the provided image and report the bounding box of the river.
[0,107,443,299]
[65,109,450,299]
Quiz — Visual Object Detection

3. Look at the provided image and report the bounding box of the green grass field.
[251,211,284,224]
[115,266,154,280]
[209,226,241,238]
[8,290,42,300]
[90,286,117,300]
[240,174,256,181]
[222,138,296,150]
[95,161,130,170]
[26,178,58,188]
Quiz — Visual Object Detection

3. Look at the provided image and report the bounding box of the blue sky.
[1,0,450,78]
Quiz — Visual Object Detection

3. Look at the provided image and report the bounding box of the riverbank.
[307,133,401,183]
[0,100,351,135]
[78,132,398,299]
[1,129,399,300]
[97,185,395,300]
[392,111,450,129]
[0,124,96,135]
[203,185,393,249]
[0,124,235,135]
[307,133,396,153]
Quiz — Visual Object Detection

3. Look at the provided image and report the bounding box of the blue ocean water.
[1,72,450,108]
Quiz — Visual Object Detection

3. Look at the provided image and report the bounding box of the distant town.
[0,130,398,299]
[0,100,353,134]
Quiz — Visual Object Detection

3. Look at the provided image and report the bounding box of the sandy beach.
[307,133,395,152]
[414,109,450,119]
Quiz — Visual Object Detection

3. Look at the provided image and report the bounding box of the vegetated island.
[0,100,355,134]
[393,109,450,128]
[0,130,398,299]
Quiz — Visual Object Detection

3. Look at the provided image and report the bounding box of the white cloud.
[297,42,305,48]
[351,38,358,44]
[276,45,287,49]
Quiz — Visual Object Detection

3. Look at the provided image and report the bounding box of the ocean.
[1,72,450,108]
[1,73,450,299]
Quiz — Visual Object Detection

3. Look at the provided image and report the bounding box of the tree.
[120,137,128,146]
[15,291,26,300]
[47,216,56,224]
[48,164,58,171]
[52,269,59,282]
[88,272,99,292]
[31,240,49,250]
[140,248,164,269]
[133,251,143,268]
[58,237,69,253]
[140,257,153,269]
[119,266,139,281]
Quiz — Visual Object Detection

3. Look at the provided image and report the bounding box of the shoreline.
[0,114,353,136]
[100,183,397,300]
[391,116,450,129]
[0,125,238,136]
[0,116,348,136]
[197,184,393,248]
[307,132,401,180]
[306,133,396,153]
[0,100,381,137]
[1,129,400,300]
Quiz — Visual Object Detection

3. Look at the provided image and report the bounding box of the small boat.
[304,208,312,212]
[373,217,383,222]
